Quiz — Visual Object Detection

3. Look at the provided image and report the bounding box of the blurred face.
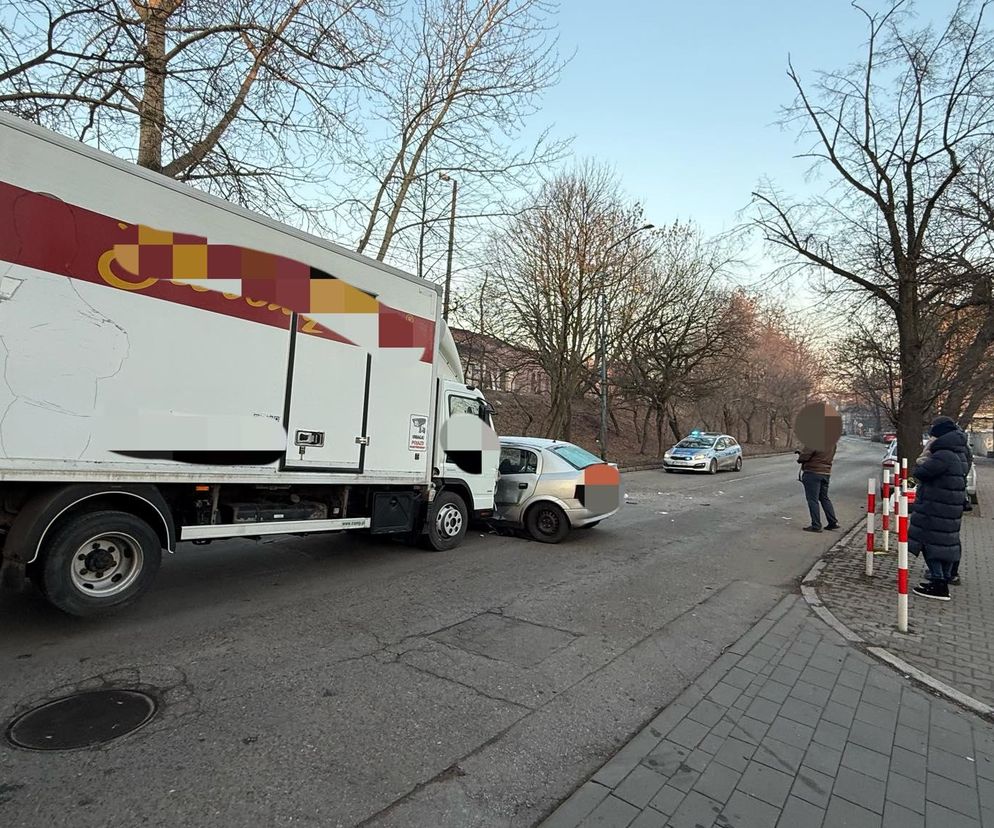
[794,402,842,451]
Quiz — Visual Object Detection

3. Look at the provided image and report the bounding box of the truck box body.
[0,114,498,616]
[0,114,462,485]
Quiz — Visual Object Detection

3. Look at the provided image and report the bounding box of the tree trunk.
[667,407,682,442]
[639,406,652,454]
[896,324,927,468]
[609,402,621,434]
[137,6,172,172]
[548,382,572,441]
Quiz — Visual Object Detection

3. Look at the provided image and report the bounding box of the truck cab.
[438,379,498,519]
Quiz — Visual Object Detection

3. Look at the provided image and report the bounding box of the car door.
[715,437,729,468]
[495,446,541,521]
[725,437,739,469]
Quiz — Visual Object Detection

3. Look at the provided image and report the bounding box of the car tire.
[525,502,570,544]
[733,457,742,472]
[709,459,718,475]
[970,492,979,505]
[38,510,162,617]
[664,468,674,474]
[420,491,468,552]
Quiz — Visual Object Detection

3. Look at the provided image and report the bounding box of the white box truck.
[0,114,499,616]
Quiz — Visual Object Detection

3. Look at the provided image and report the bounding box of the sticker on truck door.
[409,415,428,451]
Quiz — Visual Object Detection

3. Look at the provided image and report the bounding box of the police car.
[662,431,743,474]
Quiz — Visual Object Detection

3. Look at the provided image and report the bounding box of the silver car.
[493,437,622,543]
[662,432,743,474]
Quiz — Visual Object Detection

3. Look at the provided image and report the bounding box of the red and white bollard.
[898,492,909,633]
[866,478,876,576]
[882,468,891,553]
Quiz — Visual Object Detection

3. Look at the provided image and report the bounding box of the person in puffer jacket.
[910,416,970,601]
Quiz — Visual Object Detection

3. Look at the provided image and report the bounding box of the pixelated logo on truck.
[0,181,435,362]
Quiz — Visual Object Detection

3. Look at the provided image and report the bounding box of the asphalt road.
[0,438,884,828]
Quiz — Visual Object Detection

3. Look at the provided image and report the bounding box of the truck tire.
[421,491,468,552]
[525,502,570,544]
[38,510,162,617]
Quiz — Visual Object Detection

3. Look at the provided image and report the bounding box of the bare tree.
[341,0,568,265]
[0,0,388,214]
[487,162,655,439]
[613,224,751,452]
[753,0,994,461]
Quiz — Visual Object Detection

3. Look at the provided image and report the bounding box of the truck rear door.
[282,321,371,471]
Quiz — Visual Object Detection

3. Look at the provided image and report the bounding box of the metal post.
[443,177,457,322]
[882,468,891,553]
[866,478,876,576]
[598,291,608,461]
[898,491,909,633]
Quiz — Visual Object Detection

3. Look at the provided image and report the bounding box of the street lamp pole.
[439,172,457,322]
[598,222,655,461]
[598,292,609,460]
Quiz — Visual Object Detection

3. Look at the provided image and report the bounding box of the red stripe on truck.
[0,181,435,361]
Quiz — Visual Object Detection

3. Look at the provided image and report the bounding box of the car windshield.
[676,438,715,449]
[550,443,602,470]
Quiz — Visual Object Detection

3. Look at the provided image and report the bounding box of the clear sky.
[534,0,946,262]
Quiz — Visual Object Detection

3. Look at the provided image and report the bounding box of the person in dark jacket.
[797,443,839,532]
[910,416,970,601]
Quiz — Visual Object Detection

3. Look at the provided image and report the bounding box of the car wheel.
[525,502,570,544]
[664,468,674,474]
[970,492,979,505]
[420,491,468,551]
[38,510,162,617]
[733,456,742,472]
[709,459,718,475]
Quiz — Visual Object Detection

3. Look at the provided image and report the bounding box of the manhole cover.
[6,689,157,751]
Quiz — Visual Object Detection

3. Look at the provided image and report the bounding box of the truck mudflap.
[2,483,174,565]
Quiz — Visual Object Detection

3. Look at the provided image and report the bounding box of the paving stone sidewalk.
[815,467,994,708]
[538,594,994,828]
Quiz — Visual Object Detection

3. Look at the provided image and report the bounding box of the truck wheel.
[525,502,570,544]
[421,492,468,552]
[39,510,162,617]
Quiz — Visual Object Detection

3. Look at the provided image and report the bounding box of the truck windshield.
[551,444,603,470]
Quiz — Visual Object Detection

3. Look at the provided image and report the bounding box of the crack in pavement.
[353,578,754,827]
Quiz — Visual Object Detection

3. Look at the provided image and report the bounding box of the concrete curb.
[800,522,994,720]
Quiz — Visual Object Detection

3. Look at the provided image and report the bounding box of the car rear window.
[550,444,602,470]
